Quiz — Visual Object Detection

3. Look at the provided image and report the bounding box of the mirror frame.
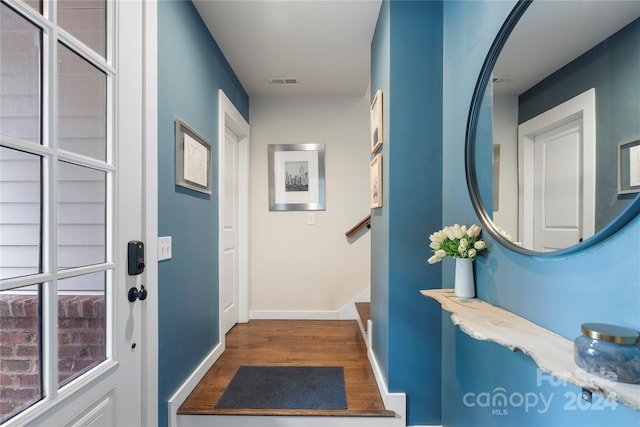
[465,0,640,257]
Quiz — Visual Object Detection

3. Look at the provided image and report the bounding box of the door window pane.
[0,147,42,280]
[22,1,42,15]
[0,3,42,144]
[58,161,106,270]
[57,43,106,161]
[57,272,106,387]
[57,0,106,58]
[0,286,43,424]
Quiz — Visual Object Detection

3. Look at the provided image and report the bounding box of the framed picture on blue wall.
[618,138,640,194]
[175,119,212,195]
[370,154,382,208]
[370,90,383,153]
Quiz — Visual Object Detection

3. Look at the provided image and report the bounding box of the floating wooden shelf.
[421,289,640,412]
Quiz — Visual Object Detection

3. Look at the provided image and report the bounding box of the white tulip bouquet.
[427,224,486,264]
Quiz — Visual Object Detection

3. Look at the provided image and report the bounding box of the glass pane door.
[0,0,111,423]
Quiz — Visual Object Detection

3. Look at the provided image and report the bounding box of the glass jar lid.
[581,323,640,344]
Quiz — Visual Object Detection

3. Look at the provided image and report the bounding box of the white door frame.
[518,88,596,248]
[142,1,159,425]
[218,90,250,344]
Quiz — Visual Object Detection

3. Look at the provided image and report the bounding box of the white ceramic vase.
[454,257,475,298]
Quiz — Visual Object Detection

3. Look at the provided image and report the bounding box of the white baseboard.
[367,321,406,424]
[338,287,370,320]
[251,287,371,321]
[250,310,341,320]
[168,342,225,427]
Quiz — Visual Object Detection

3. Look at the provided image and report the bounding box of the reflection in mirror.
[471,0,640,254]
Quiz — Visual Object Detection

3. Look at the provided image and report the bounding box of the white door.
[518,89,596,251]
[221,127,240,334]
[0,1,153,425]
[218,90,249,337]
[531,119,584,251]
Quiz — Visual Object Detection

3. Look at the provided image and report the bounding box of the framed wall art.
[268,144,326,211]
[370,154,382,208]
[175,119,212,195]
[370,90,383,153]
[618,138,640,194]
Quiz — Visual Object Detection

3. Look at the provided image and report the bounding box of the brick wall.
[0,294,105,423]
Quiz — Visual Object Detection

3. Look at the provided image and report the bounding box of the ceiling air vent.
[269,77,299,85]
[493,76,516,84]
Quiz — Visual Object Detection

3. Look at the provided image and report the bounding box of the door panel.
[518,89,596,252]
[533,119,583,251]
[221,127,239,334]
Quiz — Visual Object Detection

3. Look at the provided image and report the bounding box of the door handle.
[128,285,148,302]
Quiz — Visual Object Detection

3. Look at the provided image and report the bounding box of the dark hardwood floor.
[178,319,394,417]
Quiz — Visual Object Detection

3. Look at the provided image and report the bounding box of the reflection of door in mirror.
[488,2,640,252]
[517,89,596,251]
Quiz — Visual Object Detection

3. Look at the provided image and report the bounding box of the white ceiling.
[193,0,382,97]
[193,1,639,99]
[494,1,640,96]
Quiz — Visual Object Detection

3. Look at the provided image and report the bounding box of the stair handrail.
[345,214,371,238]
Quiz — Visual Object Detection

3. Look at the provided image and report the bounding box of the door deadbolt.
[127,241,145,275]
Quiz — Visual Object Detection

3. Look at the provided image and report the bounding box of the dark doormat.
[215,365,347,410]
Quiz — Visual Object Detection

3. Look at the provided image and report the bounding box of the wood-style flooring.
[178,319,394,418]
[355,302,370,333]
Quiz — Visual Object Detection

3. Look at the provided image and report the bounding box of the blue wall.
[370,1,443,425]
[370,0,391,385]
[442,1,640,426]
[157,2,248,426]
[519,18,640,230]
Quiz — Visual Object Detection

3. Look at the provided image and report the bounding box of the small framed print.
[370,90,383,153]
[175,119,212,195]
[268,144,326,211]
[618,138,640,195]
[370,154,382,208]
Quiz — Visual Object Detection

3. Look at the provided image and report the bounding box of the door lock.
[128,285,148,302]
[127,241,145,275]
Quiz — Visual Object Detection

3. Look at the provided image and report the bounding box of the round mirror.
[466,0,640,256]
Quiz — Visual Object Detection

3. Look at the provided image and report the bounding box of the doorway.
[518,89,596,251]
[218,90,250,337]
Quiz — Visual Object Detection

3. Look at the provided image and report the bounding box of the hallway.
[178,320,394,419]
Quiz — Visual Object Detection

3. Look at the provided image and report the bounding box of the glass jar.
[574,323,640,384]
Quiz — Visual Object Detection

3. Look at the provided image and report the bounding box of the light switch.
[307,213,315,225]
[158,236,172,261]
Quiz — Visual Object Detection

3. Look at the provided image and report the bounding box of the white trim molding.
[142,1,159,425]
[367,322,406,425]
[250,310,345,320]
[167,343,225,427]
[218,89,251,333]
[251,287,370,321]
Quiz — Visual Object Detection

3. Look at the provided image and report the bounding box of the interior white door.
[518,89,596,251]
[532,119,584,251]
[221,127,240,334]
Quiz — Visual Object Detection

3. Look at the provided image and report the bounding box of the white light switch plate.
[158,236,172,261]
